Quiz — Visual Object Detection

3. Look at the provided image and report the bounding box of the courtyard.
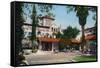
[24,51,82,65]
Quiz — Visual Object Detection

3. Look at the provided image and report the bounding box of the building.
[36,16,60,52]
[84,27,96,36]
[84,27,97,54]
[22,15,81,52]
[36,16,60,38]
[22,16,61,52]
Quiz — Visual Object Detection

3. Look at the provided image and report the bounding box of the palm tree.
[67,6,97,53]
[76,7,89,52]
[67,6,89,52]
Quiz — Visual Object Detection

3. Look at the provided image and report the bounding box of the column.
[38,40,42,51]
[56,43,59,52]
[52,43,54,52]
[79,45,82,52]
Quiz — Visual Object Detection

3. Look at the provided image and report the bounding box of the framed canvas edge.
[10,1,98,67]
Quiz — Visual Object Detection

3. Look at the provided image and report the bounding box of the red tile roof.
[37,37,80,44]
[71,39,81,44]
[85,35,96,40]
[38,37,59,42]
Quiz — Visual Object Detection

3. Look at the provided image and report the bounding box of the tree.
[31,4,37,41]
[66,6,93,52]
[63,26,80,39]
[30,4,37,49]
[67,6,97,52]
[15,2,24,65]
[55,26,80,51]
[37,4,53,16]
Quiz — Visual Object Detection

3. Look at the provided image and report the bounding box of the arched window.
[52,27,53,31]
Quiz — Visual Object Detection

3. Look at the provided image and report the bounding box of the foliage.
[66,6,97,32]
[59,41,66,51]
[66,6,96,52]
[32,48,38,53]
[54,31,63,38]
[55,26,79,51]
[31,4,37,41]
[66,6,97,53]
[37,4,54,16]
[67,6,89,26]
[15,2,24,65]
[63,26,80,39]
[76,7,89,26]
[55,26,79,39]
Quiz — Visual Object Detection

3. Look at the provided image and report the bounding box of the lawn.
[73,55,97,62]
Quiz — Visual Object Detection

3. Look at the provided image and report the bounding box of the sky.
[23,3,96,30]
[52,5,96,30]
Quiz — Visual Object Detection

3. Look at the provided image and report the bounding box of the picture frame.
[11,1,98,67]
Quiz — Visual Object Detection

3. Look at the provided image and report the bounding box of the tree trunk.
[80,25,85,53]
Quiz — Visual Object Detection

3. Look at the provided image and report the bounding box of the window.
[24,32,27,35]
[52,27,53,31]
[37,31,41,35]
[28,32,32,36]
